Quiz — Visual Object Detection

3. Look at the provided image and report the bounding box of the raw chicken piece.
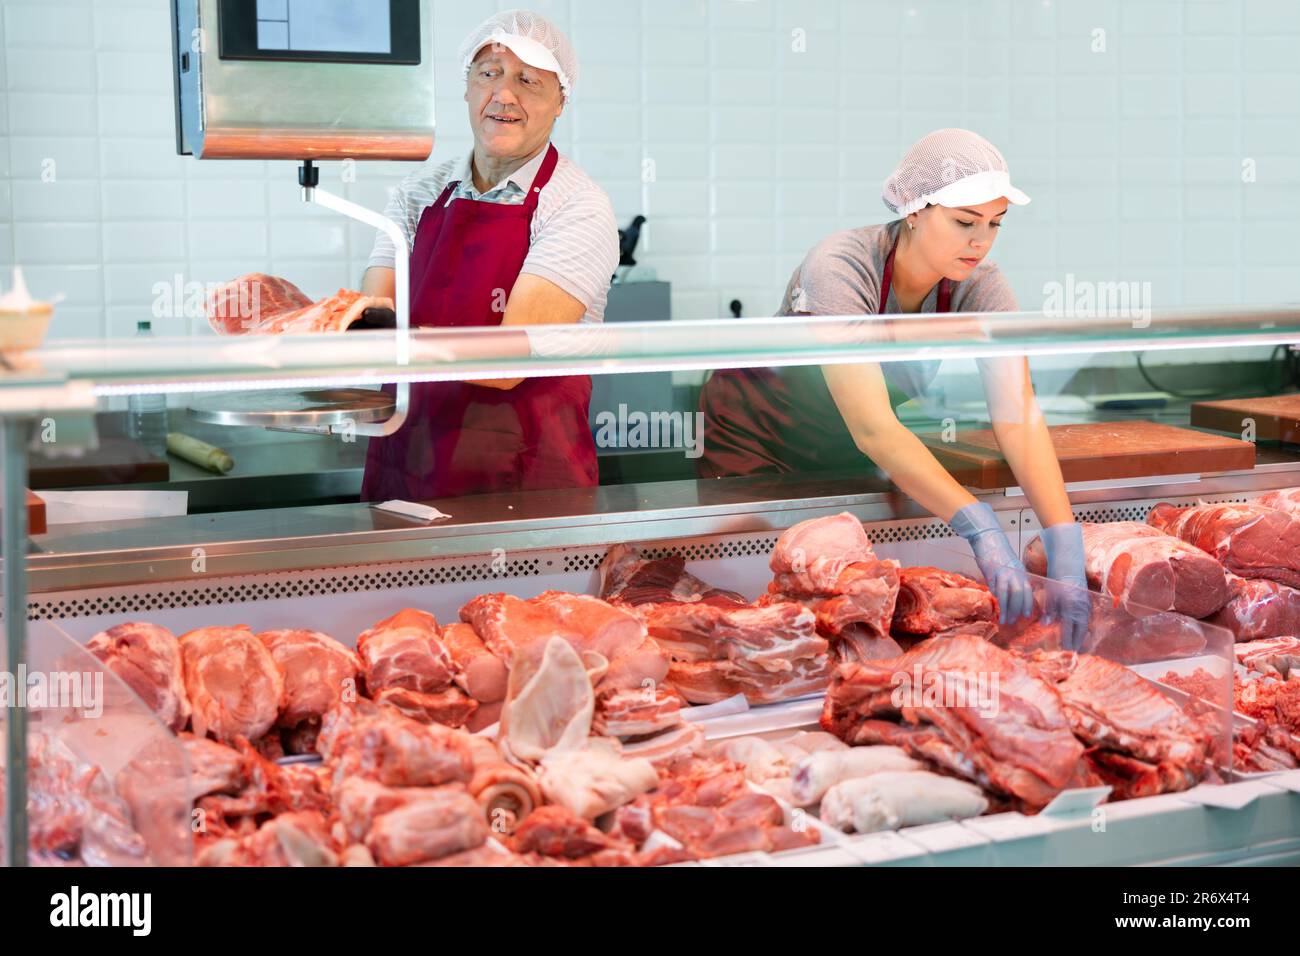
[538,740,659,819]
[441,622,508,703]
[356,608,454,694]
[179,626,284,744]
[820,771,988,833]
[374,686,478,728]
[364,786,487,866]
[499,637,602,764]
[257,628,361,728]
[791,746,923,806]
[86,622,191,732]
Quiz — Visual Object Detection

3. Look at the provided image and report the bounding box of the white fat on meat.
[820,771,988,833]
[791,746,923,807]
[707,736,790,783]
[500,637,604,764]
[538,739,659,820]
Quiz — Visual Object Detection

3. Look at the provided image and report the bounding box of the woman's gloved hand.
[949,502,1033,625]
[1039,521,1091,650]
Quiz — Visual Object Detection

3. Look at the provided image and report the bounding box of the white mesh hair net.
[459,9,579,102]
[882,128,1030,216]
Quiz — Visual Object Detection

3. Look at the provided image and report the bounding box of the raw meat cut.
[769,512,876,592]
[820,771,988,833]
[666,656,832,705]
[86,622,191,732]
[178,733,246,798]
[891,566,999,640]
[363,785,488,866]
[198,810,338,867]
[821,633,1085,809]
[1026,649,1216,797]
[599,543,746,605]
[791,746,923,806]
[707,737,790,784]
[256,628,360,728]
[461,591,648,667]
[537,739,660,819]
[1207,574,1300,642]
[593,686,682,737]
[206,272,390,335]
[1024,520,1229,617]
[466,735,542,829]
[1234,636,1300,679]
[440,621,508,703]
[179,626,284,744]
[1253,487,1300,516]
[373,686,477,728]
[619,722,707,769]
[764,515,902,662]
[1147,501,1300,590]
[599,543,832,704]
[510,805,631,859]
[355,608,454,695]
[206,273,310,334]
[319,703,473,789]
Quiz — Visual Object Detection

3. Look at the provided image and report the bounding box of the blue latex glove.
[949,502,1033,625]
[1039,521,1091,651]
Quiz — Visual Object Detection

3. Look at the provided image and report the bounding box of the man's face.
[465,44,564,161]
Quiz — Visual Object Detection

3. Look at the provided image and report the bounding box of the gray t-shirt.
[778,218,1020,318]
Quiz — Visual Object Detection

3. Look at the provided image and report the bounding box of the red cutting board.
[1190,394,1300,443]
[27,490,45,535]
[918,421,1256,489]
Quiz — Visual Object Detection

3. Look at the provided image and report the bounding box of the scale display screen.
[218,0,420,64]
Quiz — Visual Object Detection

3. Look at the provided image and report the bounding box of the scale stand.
[186,160,411,437]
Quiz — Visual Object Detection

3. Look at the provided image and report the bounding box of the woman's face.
[909,199,1008,281]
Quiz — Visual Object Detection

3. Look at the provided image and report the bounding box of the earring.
[908,221,915,231]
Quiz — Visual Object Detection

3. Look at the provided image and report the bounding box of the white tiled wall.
[1,0,1298,349]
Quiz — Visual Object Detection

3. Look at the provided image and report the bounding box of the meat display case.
[4,303,1300,867]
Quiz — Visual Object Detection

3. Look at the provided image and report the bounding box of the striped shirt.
[367,145,619,323]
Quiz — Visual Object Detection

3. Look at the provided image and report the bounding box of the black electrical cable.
[1134,347,1296,401]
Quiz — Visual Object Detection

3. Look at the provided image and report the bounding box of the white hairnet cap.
[882,128,1030,216]
[459,9,578,102]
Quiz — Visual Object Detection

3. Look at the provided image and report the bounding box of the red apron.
[698,233,952,478]
[361,145,598,501]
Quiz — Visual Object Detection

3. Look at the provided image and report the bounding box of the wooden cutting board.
[918,421,1256,489]
[1190,394,1300,444]
[28,437,169,489]
[27,490,45,535]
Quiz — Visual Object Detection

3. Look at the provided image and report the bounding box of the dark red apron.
[697,233,952,478]
[361,145,598,501]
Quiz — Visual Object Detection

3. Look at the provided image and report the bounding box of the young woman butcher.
[697,129,1091,646]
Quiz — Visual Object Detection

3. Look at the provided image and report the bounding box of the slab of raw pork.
[1206,573,1300,642]
[257,628,361,729]
[598,544,832,705]
[1234,636,1300,679]
[763,513,902,661]
[179,625,284,744]
[356,608,455,695]
[1026,649,1216,799]
[1024,520,1229,617]
[440,621,508,703]
[821,633,1085,809]
[1146,501,1300,590]
[1253,487,1300,516]
[891,566,998,641]
[206,272,389,335]
[86,622,191,732]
